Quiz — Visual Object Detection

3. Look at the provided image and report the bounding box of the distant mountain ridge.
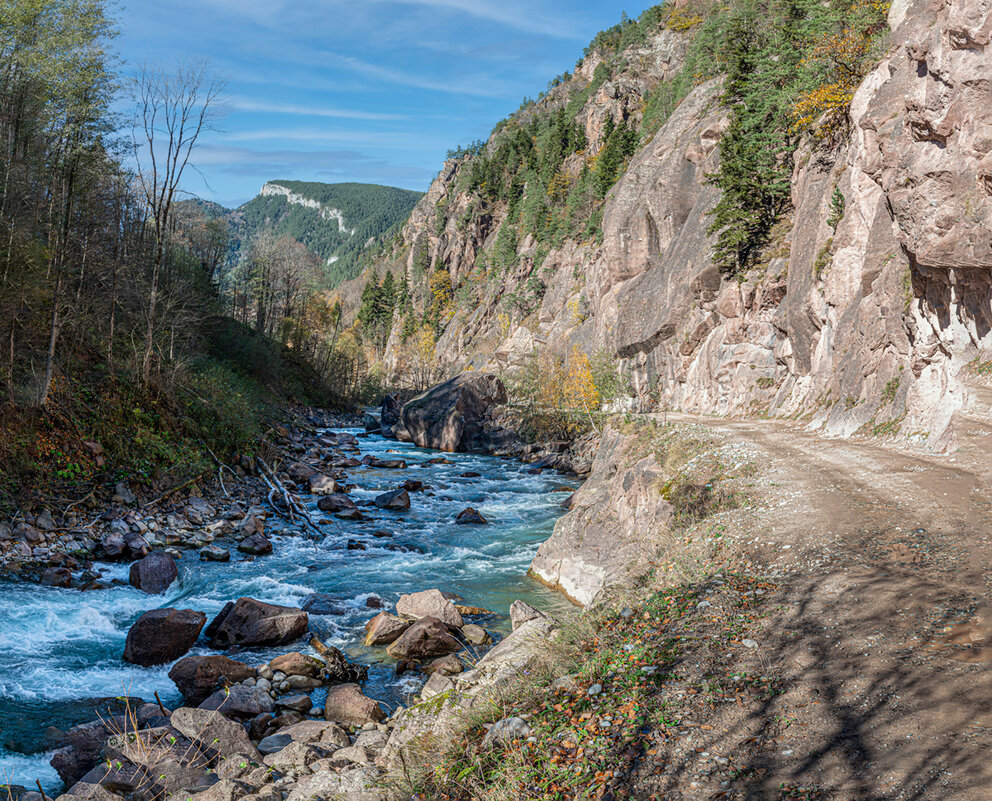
[195,181,423,287]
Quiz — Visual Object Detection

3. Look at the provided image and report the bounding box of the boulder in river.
[122,608,206,666]
[396,588,464,628]
[206,597,309,649]
[308,475,339,495]
[364,611,410,646]
[400,372,507,452]
[40,566,72,587]
[367,456,406,469]
[316,493,355,513]
[169,654,256,705]
[300,593,345,615]
[323,684,385,727]
[455,507,488,525]
[462,623,492,645]
[363,412,380,432]
[374,488,410,510]
[425,653,464,676]
[238,532,272,555]
[128,552,178,594]
[386,616,462,660]
[199,544,231,562]
[270,652,324,678]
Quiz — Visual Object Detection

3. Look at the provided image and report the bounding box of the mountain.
[348,0,992,451]
[204,181,423,287]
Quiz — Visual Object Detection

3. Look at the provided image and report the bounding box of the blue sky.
[116,0,648,208]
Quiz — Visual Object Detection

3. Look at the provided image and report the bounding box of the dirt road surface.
[621,390,992,800]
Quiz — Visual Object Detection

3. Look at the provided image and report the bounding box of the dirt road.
[622,398,992,800]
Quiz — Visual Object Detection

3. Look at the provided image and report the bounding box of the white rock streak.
[260,182,356,236]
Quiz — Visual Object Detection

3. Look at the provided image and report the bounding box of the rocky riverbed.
[0,379,587,799]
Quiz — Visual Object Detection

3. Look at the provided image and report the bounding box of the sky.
[115,0,649,208]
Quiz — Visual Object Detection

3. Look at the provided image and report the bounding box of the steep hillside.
[213,181,422,286]
[354,0,992,451]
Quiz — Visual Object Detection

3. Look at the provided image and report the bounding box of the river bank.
[0,375,595,798]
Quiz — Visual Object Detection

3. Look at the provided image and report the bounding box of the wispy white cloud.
[226,98,408,120]
[374,0,582,39]
[220,127,444,148]
[325,54,512,97]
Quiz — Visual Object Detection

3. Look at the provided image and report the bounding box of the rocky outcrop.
[361,0,992,452]
[399,372,507,452]
[530,427,673,605]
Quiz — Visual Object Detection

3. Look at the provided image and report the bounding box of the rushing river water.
[0,427,576,792]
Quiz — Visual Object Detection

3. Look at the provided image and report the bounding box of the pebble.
[742,638,758,649]
[587,683,603,696]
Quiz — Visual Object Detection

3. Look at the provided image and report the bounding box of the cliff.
[357,0,992,451]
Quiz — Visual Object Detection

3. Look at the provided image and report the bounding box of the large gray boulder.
[206,597,308,649]
[170,707,260,759]
[379,394,403,438]
[399,373,507,452]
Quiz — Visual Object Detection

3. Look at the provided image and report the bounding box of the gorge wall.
[363,0,992,451]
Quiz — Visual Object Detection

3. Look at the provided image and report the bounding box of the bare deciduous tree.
[133,59,224,386]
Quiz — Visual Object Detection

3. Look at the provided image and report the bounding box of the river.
[0,426,576,792]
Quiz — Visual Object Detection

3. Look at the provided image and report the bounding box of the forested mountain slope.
[351,0,992,451]
[219,181,423,287]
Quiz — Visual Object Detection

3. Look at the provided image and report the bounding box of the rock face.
[350,0,992,453]
[379,394,403,437]
[530,426,673,606]
[122,608,207,666]
[400,373,507,452]
[206,598,308,649]
[128,552,178,594]
[169,654,257,705]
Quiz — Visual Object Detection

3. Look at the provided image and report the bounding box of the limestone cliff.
[362,0,992,451]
